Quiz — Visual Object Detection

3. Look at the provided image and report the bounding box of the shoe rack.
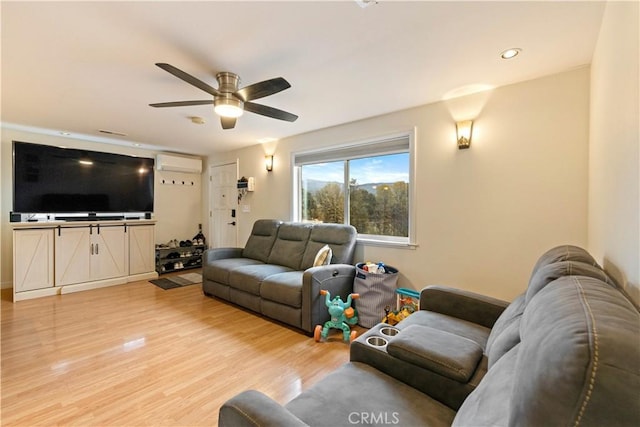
[155,239,205,274]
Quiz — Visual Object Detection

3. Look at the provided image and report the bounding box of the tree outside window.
[299,153,409,240]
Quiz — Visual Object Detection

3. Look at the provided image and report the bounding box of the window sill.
[356,237,418,249]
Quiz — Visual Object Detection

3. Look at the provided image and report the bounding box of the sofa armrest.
[204,247,243,263]
[219,390,308,427]
[301,264,356,333]
[420,285,509,329]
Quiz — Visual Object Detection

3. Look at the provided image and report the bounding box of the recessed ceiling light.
[59,131,71,136]
[133,143,142,147]
[500,48,522,60]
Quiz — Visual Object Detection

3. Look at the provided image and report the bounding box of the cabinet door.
[14,229,54,292]
[55,227,91,286]
[129,225,155,275]
[91,226,127,281]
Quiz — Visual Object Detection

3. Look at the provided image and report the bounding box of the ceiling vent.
[156,154,202,174]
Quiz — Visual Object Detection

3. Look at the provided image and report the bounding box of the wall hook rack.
[161,179,195,186]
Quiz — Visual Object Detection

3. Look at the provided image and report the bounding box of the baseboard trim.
[12,270,159,302]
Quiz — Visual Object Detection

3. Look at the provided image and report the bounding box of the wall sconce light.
[265,155,274,172]
[456,120,473,149]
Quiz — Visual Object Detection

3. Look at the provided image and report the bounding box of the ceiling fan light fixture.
[151,64,296,129]
[214,97,244,118]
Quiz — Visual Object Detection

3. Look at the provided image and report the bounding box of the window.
[294,132,415,246]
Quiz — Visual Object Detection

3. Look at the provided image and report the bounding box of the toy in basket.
[382,288,420,326]
[314,290,360,343]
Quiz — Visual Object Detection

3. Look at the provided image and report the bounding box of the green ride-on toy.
[314,289,360,343]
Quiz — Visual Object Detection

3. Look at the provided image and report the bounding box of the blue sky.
[301,153,409,185]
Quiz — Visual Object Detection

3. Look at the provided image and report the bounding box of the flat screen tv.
[13,141,154,215]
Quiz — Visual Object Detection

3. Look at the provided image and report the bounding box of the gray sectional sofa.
[219,245,640,426]
[203,220,357,333]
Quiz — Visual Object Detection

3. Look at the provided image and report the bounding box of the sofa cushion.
[229,264,293,295]
[300,223,357,269]
[525,260,616,304]
[267,222,313,269]
[397,310,492,350]
[486,317,522,370]
[286,362,456,427]
[529,245,598,279]
[203,258,264,285]
[485,293,525,368]
[485,260,617,368]
[261,271,305,308]
[453,344,519,426]
[387,325,483,383]
[510,276,640,426]
[242,219,281,262]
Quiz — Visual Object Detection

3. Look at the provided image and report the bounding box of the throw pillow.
[313,245,332,267]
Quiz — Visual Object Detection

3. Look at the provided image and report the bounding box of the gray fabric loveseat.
[219,245,639,426]
[203,219,357,334]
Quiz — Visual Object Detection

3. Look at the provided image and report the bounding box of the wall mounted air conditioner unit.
[156,154,202,174]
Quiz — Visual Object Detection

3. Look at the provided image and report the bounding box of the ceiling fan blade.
[149,100,213,108]
[234,77,291,102]
[155,63,220,97]
[221,116,236,130]
[244,102,298,122]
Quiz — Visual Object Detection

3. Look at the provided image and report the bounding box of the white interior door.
[209,162,238,248]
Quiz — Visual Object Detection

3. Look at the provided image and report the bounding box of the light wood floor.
[1,272,362,426]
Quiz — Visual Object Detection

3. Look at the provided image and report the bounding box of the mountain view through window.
[300,153,409,238]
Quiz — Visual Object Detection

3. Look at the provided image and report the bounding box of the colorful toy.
[396,288,420,312]
[382,288,420,325]
[314,290,360,343]
[382,306,413,326]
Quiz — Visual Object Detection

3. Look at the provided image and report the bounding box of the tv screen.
[13,141,154,214]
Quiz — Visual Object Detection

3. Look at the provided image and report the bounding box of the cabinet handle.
[95,243,99,254]
[91,243,94,255]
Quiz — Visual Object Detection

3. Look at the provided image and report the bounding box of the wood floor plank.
[1,274,362,426]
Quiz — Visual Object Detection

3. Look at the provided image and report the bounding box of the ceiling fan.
[150,63,298,130]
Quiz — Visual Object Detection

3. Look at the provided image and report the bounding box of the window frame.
[292,129,417,248]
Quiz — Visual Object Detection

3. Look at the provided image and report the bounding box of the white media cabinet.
[12,220,157,302]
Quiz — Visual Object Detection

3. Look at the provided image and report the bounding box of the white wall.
[588,0,640,306]
[208,68,591,301]
[0,128,204,288]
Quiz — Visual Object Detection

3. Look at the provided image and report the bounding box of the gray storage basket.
[354,263,399,328]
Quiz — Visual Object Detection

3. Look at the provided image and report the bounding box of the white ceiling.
[1,1,605,156]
